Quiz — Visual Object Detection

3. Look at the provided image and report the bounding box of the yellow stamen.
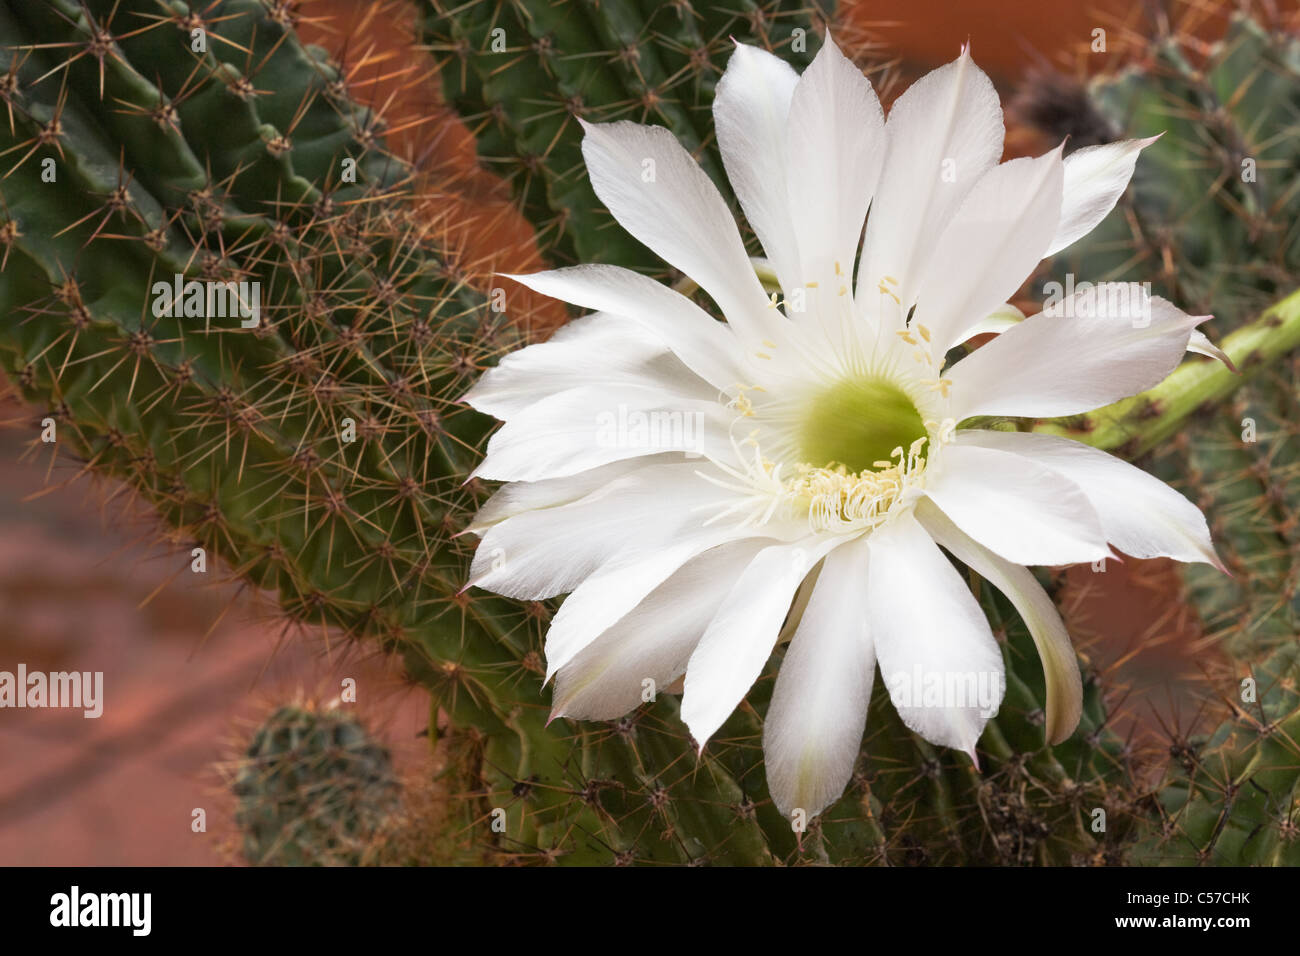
[784,439,928,532]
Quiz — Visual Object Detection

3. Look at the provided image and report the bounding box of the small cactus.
[231,702,402,866]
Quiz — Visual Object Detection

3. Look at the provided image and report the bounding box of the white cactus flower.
[462,35,1225,820]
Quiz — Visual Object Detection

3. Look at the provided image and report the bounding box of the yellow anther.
[895,330,918,345]
[878,281,901,304]
[916,324,932,343]
[784,446,928,533]
[755,352,772,360]
[762,339,777,348]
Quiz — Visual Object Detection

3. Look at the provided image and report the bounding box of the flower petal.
[955,429,1223,568]
[713,43,802,298]
[763,535,875,819]
[542,524,792,681]
[866,511,1004,761]
[469,462,732,599]
[471,384,734,482]
[503,265,750,392]
[916,499,1082,745]
[551,539,768,721]
[923,441,1110,566]
[579,120,779,345]
[467,455,675,534]
[463,311,713,420]
[1188,328,1236,371]
[784,34,885,300]
[914,146,1064,356]
[1046,137,1158,257]
[957,302,1026,340]
[947,286,1204,420]
[681,535,846,749]
[856,47,1004,317]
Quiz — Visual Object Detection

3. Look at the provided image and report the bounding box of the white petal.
[541,523,789,681]
[681,535,846,749]
[954,305,1226,366]
[469,461,731,599]
[923,442,1110,566]
[914,146,1064,356]
[472,384,733,482]
[916,499,1082,745]
[957,302,1025,340]
[579,120,779,345]
[1187,328,1236,370]
[947,287,1204,420]
[503,265,750,392]
[763,535,875,819]
[551,540,767,720]
[713,43,802,298]
[463,311,713,420]
[955,429,1223,568]
[1046,137,1158,257]
[866,511,1004,761]
[856,47,1004,315]
[784,34,885,298]
[467,455,675,534]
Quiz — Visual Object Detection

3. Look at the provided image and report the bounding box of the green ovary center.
[798,378,929,474]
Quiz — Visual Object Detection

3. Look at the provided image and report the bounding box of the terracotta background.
[0,0,1267,864]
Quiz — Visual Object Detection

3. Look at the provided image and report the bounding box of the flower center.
[798,378,929,474]
[704,378,936,534]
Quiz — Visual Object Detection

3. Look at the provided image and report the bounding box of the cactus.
[230,701,402,866]
[0,0,528,855]
[0,0,1297,865]
[1127,642,1300,865]
[418,0,835,274]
